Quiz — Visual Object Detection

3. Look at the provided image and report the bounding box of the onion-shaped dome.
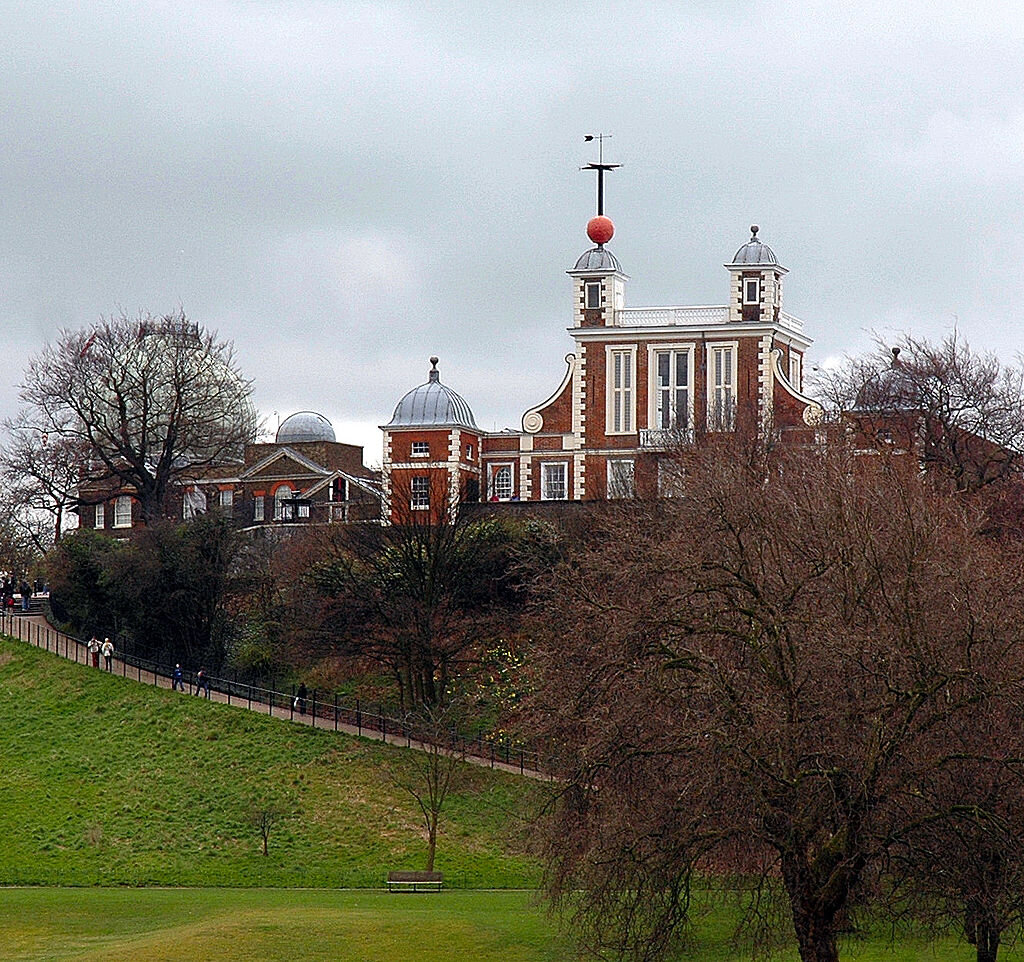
[572,247,622,272]
[276,411,336,443]
[730,225,778,266]
[385,358,478,430]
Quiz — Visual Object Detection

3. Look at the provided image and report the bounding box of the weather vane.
[581,134,620,217]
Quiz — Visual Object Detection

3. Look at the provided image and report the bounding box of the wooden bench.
[386,870,443,892]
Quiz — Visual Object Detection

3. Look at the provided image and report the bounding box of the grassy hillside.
[0,637,547,888]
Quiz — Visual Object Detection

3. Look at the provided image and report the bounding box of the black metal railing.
[0,610,553,778]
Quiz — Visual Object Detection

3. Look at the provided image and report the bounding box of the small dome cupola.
[730,225,778,266]
[276,411,336,444]
[385,357,478,430]
[725,225,788,324]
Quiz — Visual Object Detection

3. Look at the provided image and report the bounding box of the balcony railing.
[611,305,805,334]
[639,427,695,449]
[615,306,728,327]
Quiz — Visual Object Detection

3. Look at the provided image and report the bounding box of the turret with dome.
[381,147,821,511]
[381,358,481,523]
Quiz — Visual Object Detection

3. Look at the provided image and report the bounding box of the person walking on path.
[194,669,210,698]
[101,637,114,671]
[88,636,101,668]
[296,682,308,715]
[172,663,185,691]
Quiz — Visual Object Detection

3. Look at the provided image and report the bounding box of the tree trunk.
[781,853,842,962]
[975,919,1001,962]
[425,814,437,872]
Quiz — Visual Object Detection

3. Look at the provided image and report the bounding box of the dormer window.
[743,277,760,305]
[585,281,602,310]
[411,441,430,458]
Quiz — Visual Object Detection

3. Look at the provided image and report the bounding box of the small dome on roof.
[276,411,336,444]
[731,225,778,266]
[385,358,478,430]
[573,247,622,272]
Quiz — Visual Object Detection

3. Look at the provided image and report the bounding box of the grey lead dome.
[276,411,336,443]
[385,358,478,430]
[573,247,622,272]
[730,225,778,266]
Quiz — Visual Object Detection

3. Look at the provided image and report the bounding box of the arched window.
[274,485,294,520]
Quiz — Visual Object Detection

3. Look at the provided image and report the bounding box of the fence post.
[380,705,385,742]
[248,684,252,711]
[334,692,338,732]
[311,689,316,729]
[356,699,361,737]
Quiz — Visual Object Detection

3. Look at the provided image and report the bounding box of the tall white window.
[113,496,132,529]
[274,485,294,520]
[708,344,737,431]
[95,503,105,529]
[585,281,602,310]
[254,495,265,522]
[652,348,691,432]
[488,463,513,501]
[411,476,430,510]
[607,459,635,499]
[540,462,568,500]
[607,347,636,434]
[789,352,802,391]
[411,441,430,458]
[183,487,207,520]
[219,488,234,517]
[744,277,760,304]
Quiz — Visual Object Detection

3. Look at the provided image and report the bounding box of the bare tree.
[0,411,84,546]
[524,435,1024,962]
[19,310,256,524]
[888,689,1024,962]
[301,478,546,710]
[386,703,468,873]
[814,332,1024,491]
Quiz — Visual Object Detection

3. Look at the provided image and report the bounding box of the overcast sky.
[3,0,1023,466]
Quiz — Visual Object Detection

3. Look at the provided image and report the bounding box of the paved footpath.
[1,611,548,780]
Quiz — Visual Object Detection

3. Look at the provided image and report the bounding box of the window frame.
[648,344,694,434]
[585,280,602,310]
[219,488,234,517]
[410,475,430,510]
[605,344,637,435]
[540,461,568,501]
[254,495,265,522]
[113,495,132,529]
[706,341,738,432]
[274,484,294,521]
[411,440,430,458]
[607,459,635,499]
[94,503,105,529]
[743,276,760,305]
[488,462,514,501]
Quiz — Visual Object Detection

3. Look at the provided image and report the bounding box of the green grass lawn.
[0,637,546,888]
[4,634,1023,961]
[3,888,1023,962]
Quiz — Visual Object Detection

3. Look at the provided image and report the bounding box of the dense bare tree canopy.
[525,439,1024,962]
[300,505,554,711]
[815,332,1024,491]
[0,411,85,547]
[19,311,256,523]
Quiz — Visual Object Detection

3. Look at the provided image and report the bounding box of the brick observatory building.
[383,204,825,523]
